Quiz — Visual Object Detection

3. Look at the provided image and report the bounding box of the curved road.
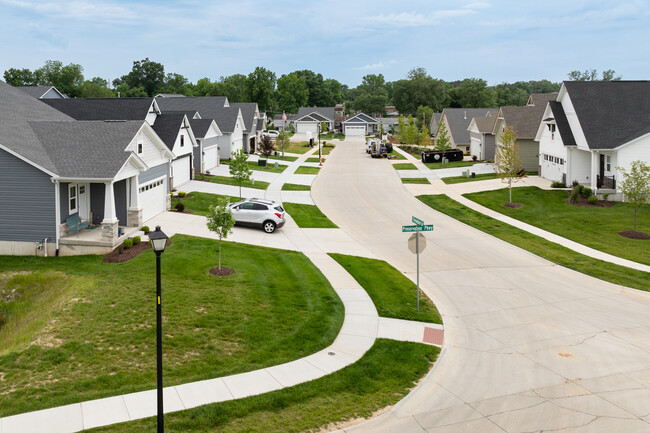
[313,139,650,432]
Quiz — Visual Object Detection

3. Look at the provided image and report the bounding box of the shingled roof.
[230,102,258,133]
[41,97,156,120]
[17,85,66,99]
[443,108,497,145]
[190,118,218,139]
[563,81,650,150]
[496,93,557,139]
[155,96,228,119]
[152,113,186,151]
[473,110,499,133]
[548,101,576,146]
[297,106,335,121]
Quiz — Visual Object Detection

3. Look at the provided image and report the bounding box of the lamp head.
[149,226,168,253]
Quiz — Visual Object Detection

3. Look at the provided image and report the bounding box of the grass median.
[402,178,431,184]
[221,160,287,174]
[284,203,337,228]
[417,194,650,292]
[282,183,311,191]
[0,235,344,417]
[392,163,418,170]
[195,174,270,190]
[294,166,321,175]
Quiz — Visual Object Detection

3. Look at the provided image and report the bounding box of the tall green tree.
[247,66,276,112]
[206,198,236,271]
[392,67,448,114]
[449,78,497,108]
[494,126,523,203]
[353,74,388,116]
[294,70,328,107]
[160,73,190,95]
[277,72,308,113]
[3,68,42,86]
[229,149,252,198]
[618,160,650,231]
[80,77,113,97]
[36,60,85,97]
[567,69,621,81]
[323,78,343,106]
[114,58,165,96]
[218,74,249,102]
[415,105,434,129]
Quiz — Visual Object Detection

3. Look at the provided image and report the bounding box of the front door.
[78,184,90,221]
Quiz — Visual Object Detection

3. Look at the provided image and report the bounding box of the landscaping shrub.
[141,225,150,234]
[569,185,581,203]
[587,196,598,205]
[551,181,567,188]
[175,202,185,212]
[132,236,141,245]
[177,191,187,198]
[472,155,478,161]
[603,192,609,201]
[581,187,592,198]
[123,239,133,249]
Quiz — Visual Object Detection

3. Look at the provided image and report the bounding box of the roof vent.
[464,111,467,120]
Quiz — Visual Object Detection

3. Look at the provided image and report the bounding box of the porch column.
[127,176,143,228]
[566,148,572,184]
[103,181,118,223]
[590,151,598,191]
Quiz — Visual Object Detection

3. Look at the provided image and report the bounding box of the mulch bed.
[103,239,171,263]
[567,198,615,207]
[503,202,522,208]
[618,230,650,240]
[209,266,235,276]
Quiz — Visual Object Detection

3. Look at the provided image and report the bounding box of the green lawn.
[282,183,311,191]
[387,152,407,160]
[305,157,325,163]
[392,163,418,170]
[283,203,337,228]
[424,161,478,170]
[0,235,344,417]
[90,340,438,433]
[172,192,241,217]
[320,144,335,155]
[195,174,270,190]
[221,160,287,174]
[442,173,499,184]
[319,132,345,140]
[281,142,313,154]
[329,254,442,323]
[266,154,298,162]
[417,194,650,292]
[465,186,650,266]
[402,178,431,184]
[294,166,321,175]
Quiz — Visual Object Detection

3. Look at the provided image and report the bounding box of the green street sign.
[412,216,424,226]
[402,224,434,232]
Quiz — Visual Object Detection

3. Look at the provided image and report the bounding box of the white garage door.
[172,155,191,188]
[140,177,166,222]
[297,122,318,135]
[203,145,219,173]
[345,125,366,136]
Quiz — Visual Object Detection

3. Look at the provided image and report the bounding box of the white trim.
[68,183,78,214]
[0,143,57,177]
[609,130,650,151]
[54,179,61,250]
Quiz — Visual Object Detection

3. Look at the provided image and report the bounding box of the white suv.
[228,198,286,233]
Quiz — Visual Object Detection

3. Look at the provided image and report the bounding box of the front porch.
[59,224,145,256]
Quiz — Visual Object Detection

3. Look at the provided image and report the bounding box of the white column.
[590,151,598,191]
[566,148,572,184]
[102,182,118,223]
[129,176,140,209]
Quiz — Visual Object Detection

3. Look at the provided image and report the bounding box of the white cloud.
[354,60,398,71]
[367,8,478,28]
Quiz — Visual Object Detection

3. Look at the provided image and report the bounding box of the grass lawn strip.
[392,163,418,170]
[402,178,431,184]
[465,186,650,266]
[195,174,269,190]
[90,340,439,433]
[0,235,344,417]
[388,152,407,160]
[417,194,650,292]
[321,144,335,155]
[424,161,478,170]
[265,154,298,162]
[329,254,442,323]
[443,173,499,184]
[281,183,311,191]
[280,142,313,154]
[284,203,338,228]
[294,166,320,175]
[221,160,287,174]
[305,157,325,163]
[172,192,242,217]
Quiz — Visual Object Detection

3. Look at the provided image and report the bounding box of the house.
[294,107,335,135]
[42,97,160,125]
[385,106,399,117]
[230,102,265,153]
[0,81,173,256]
[429,112,442,137]
[493,93,557,171]
[152,113,198,190]
[272,113,295,130]
[190,118,222,174]
[467,110,498,161]
[17,85,67,99]
[436,108,495,153]
[342,112,379,136]
[535,81,650,198]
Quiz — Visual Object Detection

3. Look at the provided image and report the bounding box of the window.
[137,142,143,154]
[180,135,185,147]
[252,203,267,211]
[68,184,78,214]
[606,155,611,172]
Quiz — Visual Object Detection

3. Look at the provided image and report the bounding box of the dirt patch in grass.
[503,202,521,208]
[209,266,236,276]
[618,230,650,240]
[103,240,171,263]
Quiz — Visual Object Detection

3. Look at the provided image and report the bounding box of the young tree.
[397,115,407,143]
[405,115,418,144]
[229,149,252,198]
[206,198,236,270]
[259,135,275,157]
[494,126,523,204]
[418,123,430,147]
[277,130,290,158]
[618,160,650,231]
[434,121,451,151]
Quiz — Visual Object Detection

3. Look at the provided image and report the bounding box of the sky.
[0,0,648,88]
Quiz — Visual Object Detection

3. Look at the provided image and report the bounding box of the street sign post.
[404,219,433,311]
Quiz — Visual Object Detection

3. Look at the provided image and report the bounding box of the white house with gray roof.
[294,107,335,135]
[342,112,379,136]
[190,118,222,174]
[152,113,198,190]
[535,81,650,198]
[0,81,174,256]
[437,108,498,153]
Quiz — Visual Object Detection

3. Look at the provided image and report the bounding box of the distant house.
[535,81,650,198]
[429,112,442,137]
[467,110,498,161]
[294,107,335,135]
[17,85,67,99]
[493,93,557,171]
[385,106,399,117]
[342,112,379,136]
[437,108,497,153]
[230,102,265,153]
[152,113,197,190]
[189,118,222,174]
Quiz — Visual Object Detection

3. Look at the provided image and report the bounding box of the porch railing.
[597,175,616,189]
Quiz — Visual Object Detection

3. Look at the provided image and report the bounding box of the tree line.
[3,59,620,117]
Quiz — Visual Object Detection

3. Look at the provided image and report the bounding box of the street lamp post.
[149,226,169,433]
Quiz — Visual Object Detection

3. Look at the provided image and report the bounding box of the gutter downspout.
[54,178,61,256]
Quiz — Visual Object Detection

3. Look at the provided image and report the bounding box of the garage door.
[345,125,366,136]
[203,145,219,173]
[171,155,191,188]
[297,122,318,135]
[140,177,166,222]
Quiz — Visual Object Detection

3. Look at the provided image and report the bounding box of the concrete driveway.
[313,138,650,432]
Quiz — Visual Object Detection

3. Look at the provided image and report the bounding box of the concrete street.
[313,137,650,433]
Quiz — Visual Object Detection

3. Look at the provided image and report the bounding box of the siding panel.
[139,162,168,185]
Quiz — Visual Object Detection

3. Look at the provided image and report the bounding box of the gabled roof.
[42,97,157,120]
[152,113,187,151]
[190,118,221,138]
[256,118,265,130]
[548,101,576,146]
[165,110,201,119]
[155,93,186,98]
[17,85,66,99]
[296,112,329,122]
[211,107,242,133]
[528,93,558,107]
[443,108,497,144]
[429,112,442,135]
[495,93,556,139]
[297,106,335,121]
[229,102,259,133]
[155,96,229,119]
[563,81,650,150]
[471,110,498,134]
[343,112,378,124]
[29,120,147,179]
